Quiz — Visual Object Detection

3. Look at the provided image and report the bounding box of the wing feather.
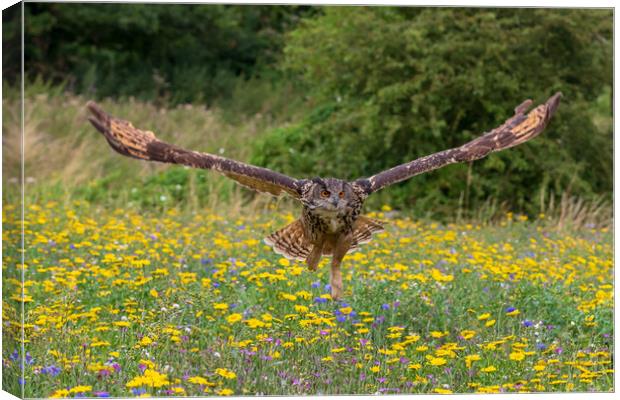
[87,102,302,199]
[353,92,562,194]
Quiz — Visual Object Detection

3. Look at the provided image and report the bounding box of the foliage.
[9,3,317,105]
[2,202,613,396]
[252,8,612,217]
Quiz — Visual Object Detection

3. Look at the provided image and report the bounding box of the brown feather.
[354,92,562,194]
[86,101,302,198]
[350,216,385,249]
[264,220,312,261]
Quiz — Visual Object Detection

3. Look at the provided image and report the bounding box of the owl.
[87,92,561,300]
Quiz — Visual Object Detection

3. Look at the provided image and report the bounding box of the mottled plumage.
[87,92,561,300]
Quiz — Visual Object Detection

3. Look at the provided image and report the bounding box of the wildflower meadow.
[2,201,613,397]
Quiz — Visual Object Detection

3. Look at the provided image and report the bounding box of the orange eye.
[338,191,345,198]
[321,190,330,198]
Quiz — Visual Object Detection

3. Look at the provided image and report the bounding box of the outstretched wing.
[87,102,302,198]
[352,92,562,195]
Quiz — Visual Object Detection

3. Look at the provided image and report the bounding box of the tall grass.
[2,85,613,229]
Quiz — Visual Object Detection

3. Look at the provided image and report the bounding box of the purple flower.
[131,388,147,396]
[505,306,516,313]
[536,343,547,351]
[314,297,328,304]
[18,377,25,386]
[336,315,347,323]
[25,352,33,365]
[93,392,110,398]
[311,281,321,289]
[324,284,331,292]
[41,365,61,377]
[319,330,329,336]
[555,347,563,354]
[381,303,390,310]
[9,350,18,361]
[523,320,533,327]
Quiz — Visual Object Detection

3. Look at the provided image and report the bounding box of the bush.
[250,8,612,218]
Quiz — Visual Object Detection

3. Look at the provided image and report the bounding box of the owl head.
[302,177,356,212]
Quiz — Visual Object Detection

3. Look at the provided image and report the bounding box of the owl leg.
[330,235,352,300]
[306,242,323,272]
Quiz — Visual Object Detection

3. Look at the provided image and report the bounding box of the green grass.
[2,200,613,397]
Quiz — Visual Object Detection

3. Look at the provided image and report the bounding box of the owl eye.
[338,191,345,198]
[320,190,331,198]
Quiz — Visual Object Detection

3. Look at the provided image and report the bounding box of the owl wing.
[352,92,562,195]
[87,102,303,199]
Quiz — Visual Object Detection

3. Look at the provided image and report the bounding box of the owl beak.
[330,199,339,207]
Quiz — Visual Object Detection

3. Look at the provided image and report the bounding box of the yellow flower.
[322,356,333,362]
[370,365,380,373]
[149,288,158,298]
[188,376,207,385]
[434,388,453,394]
[213,303,229,311]
[426,355,447,366]
[50,389,70,398]
[294,305,309,313]
[430,331,448,338]
[485,319,496,327]
[509,351,525,361]
[506,309,520,316]
[460,330,476,340]
[245,318,266,328]
[465,354,481,369]
[408,363,422,370]
[278,258,290,267]
[140,336,153,346]
[481,366,497,373]
[340,307,353,315]
[69,385,92,394]
[215,368,237,379]
[217,388,234,396]
[331,347,346,353]
[226,313,242,324]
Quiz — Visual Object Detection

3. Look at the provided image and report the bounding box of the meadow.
[2,200,613,397]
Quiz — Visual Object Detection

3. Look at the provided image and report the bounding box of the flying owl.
[87,92,561,300]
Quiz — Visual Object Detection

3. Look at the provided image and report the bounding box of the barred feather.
[264,220,312,261]
[350,216,385,249]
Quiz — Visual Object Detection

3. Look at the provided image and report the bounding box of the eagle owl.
[87,93,561,300]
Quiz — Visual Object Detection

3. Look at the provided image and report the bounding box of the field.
[2,200,613,397]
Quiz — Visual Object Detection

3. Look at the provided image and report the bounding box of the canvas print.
[2,2,613,398]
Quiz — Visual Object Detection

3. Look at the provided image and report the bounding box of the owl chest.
[303,208,355,240]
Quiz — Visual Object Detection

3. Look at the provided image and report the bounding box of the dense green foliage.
[6,3,315,104]
[253,8,612,216]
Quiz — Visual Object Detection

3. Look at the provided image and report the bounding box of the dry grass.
[2,92,612,229]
